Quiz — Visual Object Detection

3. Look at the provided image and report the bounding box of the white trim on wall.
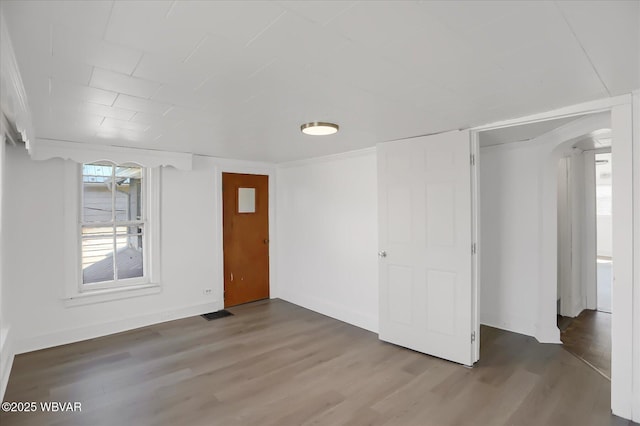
[29,138,193,170]
[610,103,634,419]
[14,301,218,355]
[470,132,481,363]
[0,11,34,146]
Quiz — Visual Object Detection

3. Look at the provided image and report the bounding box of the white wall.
[597,216,612,257]
[3,145,227,353]
[479,141,542,337]
[276,149,378,332]
[558,150,594,318]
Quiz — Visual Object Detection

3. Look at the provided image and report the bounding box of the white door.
[378,130,474,366]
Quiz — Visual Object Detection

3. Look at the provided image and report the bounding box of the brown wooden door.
[223,173,269,307]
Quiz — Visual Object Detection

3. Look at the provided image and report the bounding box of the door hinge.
[471,331,476,343]
[470,154,475,166]
[472,243,476,255]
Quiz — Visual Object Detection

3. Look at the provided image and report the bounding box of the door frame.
[208,157,277,311]
[470,93,636,419]
[470,132,481,363]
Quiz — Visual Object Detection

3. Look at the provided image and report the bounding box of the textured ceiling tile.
[327,2,474,68]
[129,111,177,127]
[49,0,113,39]
[244,11,349,68]
[457,2,570,58]
[51,81,118,106]
[105,0,205,60]
[90,68,162,99]
[112,94,172,115]
[95,127,150,143]
[183,33,270,81]
[276,1,358,25]
[420,0,541,34]
[557,0,640,95]
[168,1,287,46]
[101,117,150,132]
[81,103,138,121]
[53,28,144,75]
[151,85,214,110]
[132,53,213,87]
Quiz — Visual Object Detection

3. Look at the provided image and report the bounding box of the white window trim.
[63,162,161,307]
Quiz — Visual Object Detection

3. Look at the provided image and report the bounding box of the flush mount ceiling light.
[300,122,339,136]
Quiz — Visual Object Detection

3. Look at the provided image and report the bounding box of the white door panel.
[378,130,473,366]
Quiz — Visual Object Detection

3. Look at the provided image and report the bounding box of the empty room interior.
[0,1,639,425]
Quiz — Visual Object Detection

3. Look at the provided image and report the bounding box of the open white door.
[378,130,475,366]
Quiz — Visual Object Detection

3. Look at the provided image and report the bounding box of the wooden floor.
[2,299,636,426]
[561,309,612,379]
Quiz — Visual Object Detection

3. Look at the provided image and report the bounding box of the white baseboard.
[279,292,378,334]
[1,326,15,402]
[480,313,537,338]
[15,301,222,355]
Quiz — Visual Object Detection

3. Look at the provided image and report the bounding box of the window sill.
[64,283,161,307]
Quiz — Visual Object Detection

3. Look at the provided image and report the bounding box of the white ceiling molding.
[28,138,193,170]
[0,10,34,147]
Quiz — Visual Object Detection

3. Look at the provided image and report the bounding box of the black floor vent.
[201,310,234,321]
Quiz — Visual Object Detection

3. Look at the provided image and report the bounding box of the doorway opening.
[554,130,612,379]
[472,98,635,418]
[476,111,613,378]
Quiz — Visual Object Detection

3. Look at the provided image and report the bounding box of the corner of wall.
[278,291,378,334]
[479,313,537,338]
[534,323,562,344]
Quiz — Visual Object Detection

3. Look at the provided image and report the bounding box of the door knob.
[264,239,269,244]
[378,251,387,258]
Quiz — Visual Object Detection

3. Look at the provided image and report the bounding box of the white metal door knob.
[378,251,387,258]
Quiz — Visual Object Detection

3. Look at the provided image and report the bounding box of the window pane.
[115,225,144,280]
[115,166,143,221]
[82,226,116,284]
[82,164,113,223]
[238,187,256,213]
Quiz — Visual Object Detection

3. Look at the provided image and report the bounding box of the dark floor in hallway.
[561,309,611,379]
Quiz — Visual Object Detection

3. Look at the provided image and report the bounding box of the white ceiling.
[2,0,639,162]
